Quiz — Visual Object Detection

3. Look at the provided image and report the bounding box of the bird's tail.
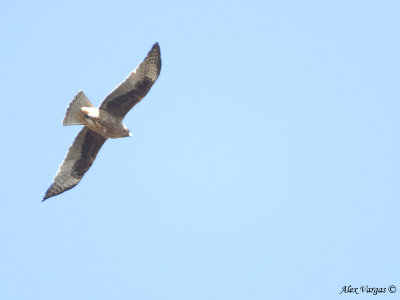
[63,91,94,126]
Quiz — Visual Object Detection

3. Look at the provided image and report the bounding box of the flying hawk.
[43,43,161,201]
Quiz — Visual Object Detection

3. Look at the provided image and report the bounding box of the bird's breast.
[83,108,127,138]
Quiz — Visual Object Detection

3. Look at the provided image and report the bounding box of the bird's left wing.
[99,42,161,119]
[43,127,107,201]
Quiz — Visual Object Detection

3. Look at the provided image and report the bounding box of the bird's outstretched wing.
[43,128,107,201]
[99,42,161,119]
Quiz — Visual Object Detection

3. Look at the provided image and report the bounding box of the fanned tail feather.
[63,90,94,126]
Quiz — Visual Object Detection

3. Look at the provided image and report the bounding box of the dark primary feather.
[43,128,107,201]
[99,42,161,119]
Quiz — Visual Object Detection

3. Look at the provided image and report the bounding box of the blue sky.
[1,0,399,299]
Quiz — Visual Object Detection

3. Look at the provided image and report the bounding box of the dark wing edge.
[43,127,108,201]
[99,42,161,119]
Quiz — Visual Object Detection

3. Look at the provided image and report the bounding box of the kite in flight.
[43,43,161,201]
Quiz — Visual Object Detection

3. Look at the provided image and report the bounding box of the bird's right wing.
[99,42,161,119]
[43,127,107,201]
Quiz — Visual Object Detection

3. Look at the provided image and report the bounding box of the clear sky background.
[1,0,399,299]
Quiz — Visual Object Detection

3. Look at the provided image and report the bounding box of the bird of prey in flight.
[43,43,161,201]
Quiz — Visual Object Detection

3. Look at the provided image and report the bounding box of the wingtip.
[149,42,161,76]
[151,42,160,53]
[42,184,55,202]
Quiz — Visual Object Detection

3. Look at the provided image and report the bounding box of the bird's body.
[82,106,131,138]
[43,43,161,201]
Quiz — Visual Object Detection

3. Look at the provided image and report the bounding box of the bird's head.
[123,125,132,137]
